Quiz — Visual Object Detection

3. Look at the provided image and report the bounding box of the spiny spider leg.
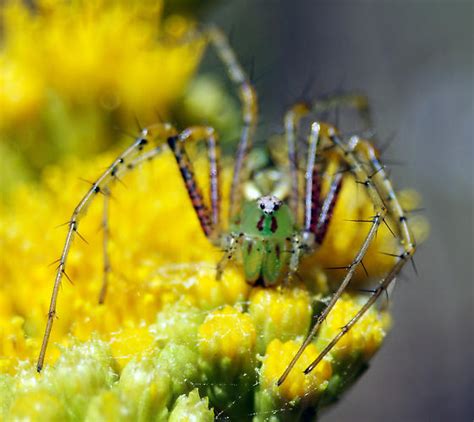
[291,121,341,265]
[304,247,407,375]
[216,232,243,280]
[278,125,388,386]
[284,92,372,225]
[167,126,221,242]
[352,136,415,251]
[302,133,416,376]
[37,123,177,372]
[284,102,311,224]
[279,94,377,382]
[206,26,258,223]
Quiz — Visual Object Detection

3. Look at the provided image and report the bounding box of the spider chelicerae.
[36,26,417,388]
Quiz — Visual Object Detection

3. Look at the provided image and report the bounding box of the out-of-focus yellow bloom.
[0,316,37,373]
[0,0,201,123]
[0,0,205,194]
[177,74,241,144]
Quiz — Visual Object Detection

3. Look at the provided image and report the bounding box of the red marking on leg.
[307,167,322,234]
[168,136,213,238]
[315,173,343,244]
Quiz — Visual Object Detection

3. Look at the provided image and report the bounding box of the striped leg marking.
[167,126,221,242]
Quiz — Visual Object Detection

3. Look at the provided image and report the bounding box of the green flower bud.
[119,357,172,421]
[156,342,200,400]
[249,286,312,354]
[151,302,204,348]
[84,389,134,422]
[197,305,257,418]
[46,338,118,419]
[6,389,67,421]
[168,389,214,422]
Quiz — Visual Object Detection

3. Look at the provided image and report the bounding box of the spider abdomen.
[241,236,292,286]
[236,198,295,286]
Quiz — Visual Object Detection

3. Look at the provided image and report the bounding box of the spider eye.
[260,203,265,209]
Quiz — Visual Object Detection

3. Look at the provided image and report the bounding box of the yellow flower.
[198,305,256,371]
[0,316,38,374]
[0,126,428,418]
[108,327,155,371]
[0,0,205,193]
[260,339,333,402]
[249,286,312,354]
[1,4,429,419]
[316,294,391,362]
[6,390,67,421]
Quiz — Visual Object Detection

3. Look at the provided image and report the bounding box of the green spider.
[37,26,416,388]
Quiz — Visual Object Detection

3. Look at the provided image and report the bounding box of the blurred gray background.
[207,1,473,420]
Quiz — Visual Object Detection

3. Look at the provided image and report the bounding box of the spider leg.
[302,133,416,375]
[216,232,243,280]
[304,253,405,374]
[283,92,371,224]
[167,125,253,281]
[206,26,258,223]
[96,148,171,305]
[353,137,415,252]
[37,123,177,372]
[302,122,343,243]
[284,102,311,224]
[167,126,221,242]
[278,217,382,385]
[303,122,322,238]
[286,233,306,284]
[278,125,388,386]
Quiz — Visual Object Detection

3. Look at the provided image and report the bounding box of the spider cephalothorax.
[37,26,416,392]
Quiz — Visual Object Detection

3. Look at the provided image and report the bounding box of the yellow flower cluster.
[0,0,204,193]
[0,139,428,420]
[249,286,312,354]
[316,294,391,361]
[0,150,232,373]
[0,1,432,419]
[198,305,257,367]
[260,339,333,402]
